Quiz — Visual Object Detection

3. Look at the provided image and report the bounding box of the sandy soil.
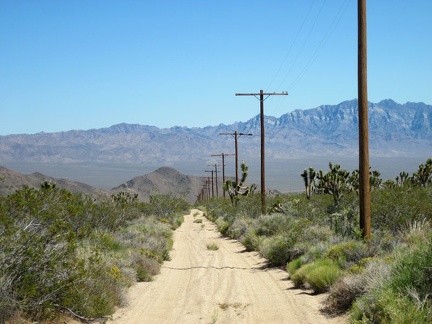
[110,209,346,324]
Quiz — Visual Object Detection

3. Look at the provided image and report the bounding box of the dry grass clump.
[206,242,220,251]
[323,259,391,315]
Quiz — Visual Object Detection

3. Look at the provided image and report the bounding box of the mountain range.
[1,99,431,165]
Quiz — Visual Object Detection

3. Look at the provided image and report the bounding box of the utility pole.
[214,164,219,198]
[211,153,235,198]
[205,170,215,198]
[206,178,211,200]
[220,131,252,185]
[358,0,371,239]
[207,164,220,198]
[235,90,288,214]
[200,179,209,201]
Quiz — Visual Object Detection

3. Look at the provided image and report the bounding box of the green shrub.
[291,261,314,288]
[371,186,432,233]
[286,257,303,277]
[145,193,190,220]
[389,231,432,315]
[215,217,230,235]
[62,250,124,318]
[227,216,252,240]
[350,230,432,322]
[259,234,296,267]
[255,213,293,236]
[292,259,342,293]
[306,259,342,293]
[133,255,160,282]
[324,240,367,269]
[241,229,260,252]
[351,286,431,323]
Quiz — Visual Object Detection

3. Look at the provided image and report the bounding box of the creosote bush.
[0,186,189,322]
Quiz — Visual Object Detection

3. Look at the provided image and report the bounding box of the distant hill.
[0,99,430,164]
[0,166,204,204]
[0,166,110,198]
[111,166,205,203]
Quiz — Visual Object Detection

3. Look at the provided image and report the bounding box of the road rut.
[110,209,345,324]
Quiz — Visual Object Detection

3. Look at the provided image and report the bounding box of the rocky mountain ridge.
[0,99,431,164]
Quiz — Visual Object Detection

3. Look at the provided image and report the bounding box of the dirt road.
[110,209,345,324]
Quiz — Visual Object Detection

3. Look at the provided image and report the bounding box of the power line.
[211,153,235,198]
[288,0,352,91]
[235,90,288,214]
[266,0,317,91]
[219,132,252,185]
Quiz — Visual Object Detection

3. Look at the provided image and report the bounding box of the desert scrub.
[144,193,190,220]
[227,216,255,240]
[255,213,295,236]
[324,240,370,269]
[350,229,432,322]
[62,245,125,318]
[259,234,297,266]
[215,217,230,235]
[241,229,261,252]
[324,259,391,315]
[193,218,203,223]
[371,186,432,233]
[0,186,182,322]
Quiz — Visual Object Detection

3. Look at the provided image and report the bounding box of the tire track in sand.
[110,209,346,324]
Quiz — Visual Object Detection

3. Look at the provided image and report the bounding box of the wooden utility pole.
[201,179,209,201]
[207,164,220,198]
[358,0,371,239]
[235,90,288,214]
[205,170,215,198]
[211,153,235,197]
[220,132,252,185]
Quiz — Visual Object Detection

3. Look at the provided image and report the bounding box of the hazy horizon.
[3,156,428,194]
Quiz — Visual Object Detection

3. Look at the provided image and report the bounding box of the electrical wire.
[265,0,316,92]
[270,0,352,114]
[288,0,352,91]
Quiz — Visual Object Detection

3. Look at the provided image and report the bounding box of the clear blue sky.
[1,0,431,135]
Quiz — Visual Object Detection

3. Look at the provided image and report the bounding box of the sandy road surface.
[110,209,345,324]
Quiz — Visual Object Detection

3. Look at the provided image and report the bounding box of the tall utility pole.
[211,153,235,198]
[235,90,288,214]
[358,0,371,239]
[220,131,252,185]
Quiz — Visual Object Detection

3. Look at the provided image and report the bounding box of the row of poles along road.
[197,0,371,240]
[197,90,287,217]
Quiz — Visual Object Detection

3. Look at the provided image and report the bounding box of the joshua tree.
[301,162,383,207]
[223,162,256,206]
[301,167,316,199]
[316,162,353,206]
[411,158,432,187]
